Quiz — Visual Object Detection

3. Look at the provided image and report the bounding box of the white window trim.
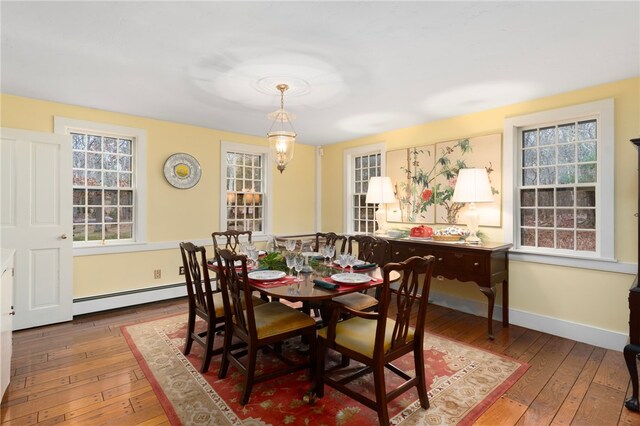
[343,143,386,234]
[220,141,273,238]
[54,117,147,255]
[503,99,617,270]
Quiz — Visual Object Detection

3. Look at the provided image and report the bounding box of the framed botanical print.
[386,133,502,226]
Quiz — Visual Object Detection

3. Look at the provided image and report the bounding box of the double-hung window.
[55,117,147,250]
[344,144,385,234]
[503,99,614,264]
[220,142,272,237]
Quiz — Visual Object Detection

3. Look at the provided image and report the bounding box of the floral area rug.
[122,314,528,425]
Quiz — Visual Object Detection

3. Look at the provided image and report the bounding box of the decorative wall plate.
[163,153,201,189]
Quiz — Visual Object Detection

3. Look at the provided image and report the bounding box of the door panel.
[1,128,72,330]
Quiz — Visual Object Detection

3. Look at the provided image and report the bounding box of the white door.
[1,128,73,330]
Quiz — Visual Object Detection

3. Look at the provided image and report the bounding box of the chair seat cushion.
[251,302,316,340]
[215,293,265,319]
[332,292,378,311]
[318,317,414,359]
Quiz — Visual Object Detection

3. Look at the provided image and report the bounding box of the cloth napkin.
[353,263,377,270]
[311,255,325,261]
[313,279,339,290]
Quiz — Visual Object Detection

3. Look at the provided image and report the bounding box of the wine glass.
[326,245,336,265]
[346,254,357,273]
[285,252,296,277]
[338,253,349,271]
[284,239,296,252]
[293,254,305,282]
[247,247,259,269]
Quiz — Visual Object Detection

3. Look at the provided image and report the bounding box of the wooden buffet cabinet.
[386,238,512,339]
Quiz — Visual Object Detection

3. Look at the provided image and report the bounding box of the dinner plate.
[332,259,365,266]
[211,260,243,267]
[330,273,371,285]
[247,270,286,281]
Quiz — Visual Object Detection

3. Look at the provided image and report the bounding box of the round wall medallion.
[163,153,201,189]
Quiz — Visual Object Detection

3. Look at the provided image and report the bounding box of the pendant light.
[267,84,296,173]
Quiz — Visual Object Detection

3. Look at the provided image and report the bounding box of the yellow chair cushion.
[332,292,378,311]
[318,317,414,359]
[250,302,316,340]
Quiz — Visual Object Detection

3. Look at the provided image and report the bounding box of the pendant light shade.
[267,84,296,173]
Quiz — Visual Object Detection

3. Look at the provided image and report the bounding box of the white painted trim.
[510,251,635,274]
[429,290,626,351]
[53,117,148,244]
[503,98,615,263]
[72,234,271,256]
[316,146,323,232]
[73,284,187,316]
[343,143,386,234]
[219,141,272,236]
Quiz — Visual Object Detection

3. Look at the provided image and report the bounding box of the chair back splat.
[212,230,252,254]
[348,235,390,265]
[314,232,348,254]
[216,248,254,339]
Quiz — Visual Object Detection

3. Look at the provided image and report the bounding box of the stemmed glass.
[338,254,349,271]
[246,247,259,269]
[326,245,335,265]
[285,252,296,277]
[293,254,305,282]
[284,239,297,252]
[345,254,357,273]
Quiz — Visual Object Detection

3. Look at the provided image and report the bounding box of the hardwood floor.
[1,297,638,425]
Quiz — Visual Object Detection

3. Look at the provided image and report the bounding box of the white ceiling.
[2,1,638,146]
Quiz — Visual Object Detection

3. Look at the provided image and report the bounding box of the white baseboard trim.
[429,291,627,352]
[73,283,188,316]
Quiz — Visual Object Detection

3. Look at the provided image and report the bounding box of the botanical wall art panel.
[386,133,502,226]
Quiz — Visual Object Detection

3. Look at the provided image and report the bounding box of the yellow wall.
[0,94,317,297]
[321,77,640,335]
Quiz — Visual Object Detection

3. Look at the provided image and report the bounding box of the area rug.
[123,314,528,425]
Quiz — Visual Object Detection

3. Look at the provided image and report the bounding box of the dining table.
[246,261,400,324]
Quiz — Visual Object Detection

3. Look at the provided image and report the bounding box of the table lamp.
[366,176,397,234]
[452,168,494,244]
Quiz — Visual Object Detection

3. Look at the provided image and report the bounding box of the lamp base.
[465,233,482,244]
[374,206,388,234]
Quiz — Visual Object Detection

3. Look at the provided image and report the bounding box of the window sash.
[220,142,272,236]
[344,144,385,234]
[503,99,614,263]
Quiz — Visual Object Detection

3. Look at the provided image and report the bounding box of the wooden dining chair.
[179,242,227,373]
[315,255,436,426]
[332,235,390,312]
[211,230,252,254]
[216,248,318,405]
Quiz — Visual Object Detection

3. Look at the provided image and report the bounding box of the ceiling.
[2,1,638,146]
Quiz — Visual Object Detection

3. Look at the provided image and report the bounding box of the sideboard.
[385,238,512,339]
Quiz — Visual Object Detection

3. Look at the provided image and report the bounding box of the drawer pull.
[454,253,463,259]
[394,251,400,255]
[436,275,445,281]
[474,262,479,266]
[408,248,416,253]
[438,257,443,262]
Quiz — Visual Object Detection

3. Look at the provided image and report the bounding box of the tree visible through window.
[519,119,598,252]
[72,132,135,242]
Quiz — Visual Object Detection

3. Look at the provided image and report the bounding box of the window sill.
[509,249,636,274]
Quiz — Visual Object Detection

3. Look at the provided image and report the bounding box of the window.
[344,144,385,234]
[55,117,147,250]
[220,142,272,236]
[503,99,614,263]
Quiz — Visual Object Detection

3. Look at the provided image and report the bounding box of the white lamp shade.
[452,168,494,203]
[366,176,396,204]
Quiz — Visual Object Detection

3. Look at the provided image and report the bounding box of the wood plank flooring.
[1,298,638,425]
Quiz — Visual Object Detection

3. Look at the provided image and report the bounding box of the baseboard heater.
[73,282,190,316]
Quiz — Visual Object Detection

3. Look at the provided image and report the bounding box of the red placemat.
[319,276,383,293]
[249,276,296,289]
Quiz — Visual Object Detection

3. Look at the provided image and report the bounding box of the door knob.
[60,234,68,239]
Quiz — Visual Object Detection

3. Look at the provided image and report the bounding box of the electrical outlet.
[179,266,185,275]
[154,269,161,279]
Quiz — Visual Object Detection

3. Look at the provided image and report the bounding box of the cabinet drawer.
[390,243,432,262]
[432,250,486,275]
